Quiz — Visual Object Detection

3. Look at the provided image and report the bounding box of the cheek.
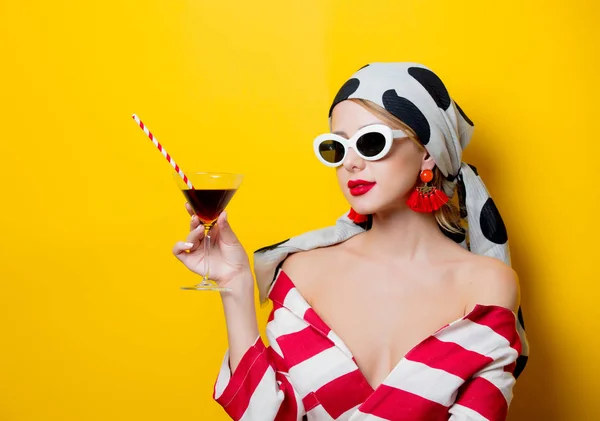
[336,168,352,201]
[336,168,345,190]
[375,149,422,196]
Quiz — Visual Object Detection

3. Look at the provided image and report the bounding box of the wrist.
[220,271,259,350]
[221,269,255,303]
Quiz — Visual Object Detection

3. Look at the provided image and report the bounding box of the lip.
[348,179,375,188]
[348,179,376,196]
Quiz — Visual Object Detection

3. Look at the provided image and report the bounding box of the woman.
[173,62,529,421]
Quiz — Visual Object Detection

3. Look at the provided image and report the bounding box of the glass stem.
[203,225,211,284]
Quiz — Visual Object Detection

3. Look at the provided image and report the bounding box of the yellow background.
[1,0,598,420]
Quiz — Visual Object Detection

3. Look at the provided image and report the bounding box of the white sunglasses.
[313,124,409,167]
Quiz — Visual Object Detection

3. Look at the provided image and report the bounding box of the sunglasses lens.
[356,132,387,158]
[318,139,345,164]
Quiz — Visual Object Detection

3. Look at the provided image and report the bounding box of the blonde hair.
[347,98,464,235]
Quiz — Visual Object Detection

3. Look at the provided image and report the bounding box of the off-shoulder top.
[213,267,523,421]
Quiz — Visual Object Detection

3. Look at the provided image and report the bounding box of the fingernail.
[195,224,204,230]
[184,242,194,248]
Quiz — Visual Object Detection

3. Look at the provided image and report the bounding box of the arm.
[448,260,522,421]
[173,208,303,419]
[220,272,260,374]
[213,271,305,421]
[447,346,519,421]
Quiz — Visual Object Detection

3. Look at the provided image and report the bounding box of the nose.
[342,147,366,172]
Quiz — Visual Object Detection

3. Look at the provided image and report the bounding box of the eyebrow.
[333,123,381,137]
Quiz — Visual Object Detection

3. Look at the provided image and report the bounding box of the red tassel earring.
[406,169,449,213]
[348,207,369,223]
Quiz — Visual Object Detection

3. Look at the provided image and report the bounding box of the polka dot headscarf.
[254,62,528,377]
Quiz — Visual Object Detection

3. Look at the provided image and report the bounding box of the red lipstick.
[348,179,376,196]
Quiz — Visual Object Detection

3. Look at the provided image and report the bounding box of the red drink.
[182,188,237,225]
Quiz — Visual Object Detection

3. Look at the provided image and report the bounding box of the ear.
[421,151,436,172]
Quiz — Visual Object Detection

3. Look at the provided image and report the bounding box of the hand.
[172,203,252,290]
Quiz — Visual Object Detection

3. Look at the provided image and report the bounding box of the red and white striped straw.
[131,114,194,189]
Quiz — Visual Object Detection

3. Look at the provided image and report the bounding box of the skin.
[282,100,520,388]
[172,100,520,387]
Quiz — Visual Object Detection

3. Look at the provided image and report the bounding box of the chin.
[348,200,379,215]
[350,195,407,216]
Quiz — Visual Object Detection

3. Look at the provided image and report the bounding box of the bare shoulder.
[280,246,335,291]
[462,254,520,313]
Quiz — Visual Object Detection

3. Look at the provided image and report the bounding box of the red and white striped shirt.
[214,268,523,421]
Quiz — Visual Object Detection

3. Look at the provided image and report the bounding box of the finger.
[186,223,206,245]
[190,214,202,231]
[215,211,240,246]
[172,240,196,256]
[185,202,195,217]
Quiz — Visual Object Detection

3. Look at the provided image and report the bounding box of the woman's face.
[330,100,431,215]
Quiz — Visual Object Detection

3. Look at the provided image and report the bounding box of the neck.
[361,206,447,261]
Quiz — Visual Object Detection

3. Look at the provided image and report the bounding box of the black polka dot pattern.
[518,307,525,328]
[515,355,528,379]
[457,173,468,219]
[479,198,508,244]
[408,67,451,110]
[328,78,360,117]
[257,63,528,378]
[455,101,474,126]
[255,238,290,253]
[468,163,479,176]
[382,89,431,145]
[440,225,466,243]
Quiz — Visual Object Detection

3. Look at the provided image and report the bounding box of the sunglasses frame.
[313,124,409,167]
